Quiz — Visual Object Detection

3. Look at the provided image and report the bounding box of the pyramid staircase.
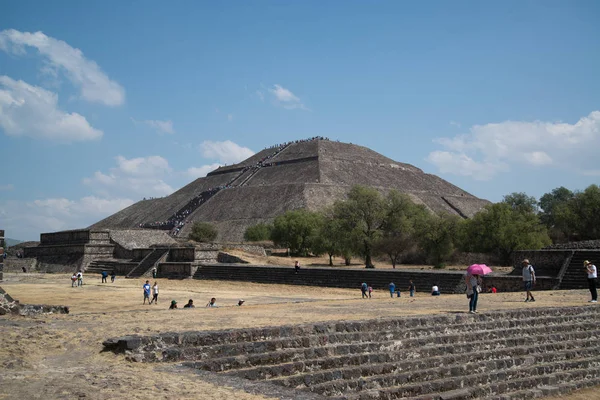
[105,306,600,399]
[560,250,600,289]
[125,248,169,278]
[86,259,138,275]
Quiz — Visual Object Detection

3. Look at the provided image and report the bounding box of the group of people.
[361,280,418,298]
[167,296,245,309]
[100,270,116,283]
[70,271,84,287]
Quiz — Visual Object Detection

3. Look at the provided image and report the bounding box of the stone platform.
[105,306,600,400]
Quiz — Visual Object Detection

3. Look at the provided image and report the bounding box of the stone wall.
[483,275,559,292]
[132,248,154,261]
[40,230,91,245]
[195,264,466,294]
[168,248,195,262]
[158,262,195,278]
[510,250,572,277]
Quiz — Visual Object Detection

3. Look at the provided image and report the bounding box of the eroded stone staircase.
[104,306,600,399]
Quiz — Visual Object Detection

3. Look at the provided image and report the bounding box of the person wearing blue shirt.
[361,282,368,299]
[388,282,396,298]
[143,280,151,304]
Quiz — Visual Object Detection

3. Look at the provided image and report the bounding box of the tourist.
[71,273,77,288]
[22,266,27,273]
[584,260,597,303]
[489,286,497,294]
[110,270,116,283]
[237,299,245,306]
[143,280,151,304]
[206,297,217,307]
[76,271,83,287]
[466,273,482,314]
[183,299,195,308]
[522,259,536,302]
[169,300,178,309]
[368,286,373,298]
[361,282,368,299]
[388,282,396,298]
[150,282,159,304]
[101,270,108,283]
[408,280,416,297]
[152,267,157,279]
[294,261,300,274]
[431,285,440,296]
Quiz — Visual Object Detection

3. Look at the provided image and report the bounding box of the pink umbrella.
[467,264,493,276]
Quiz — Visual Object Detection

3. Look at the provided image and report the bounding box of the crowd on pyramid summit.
[140,136,330,236]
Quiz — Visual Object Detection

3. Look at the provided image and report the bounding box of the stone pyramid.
[90,139,489,241]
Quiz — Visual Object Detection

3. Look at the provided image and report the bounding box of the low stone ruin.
[0,286,69,316]
[104,306,600,399]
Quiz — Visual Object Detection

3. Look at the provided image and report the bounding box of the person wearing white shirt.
[431,285,440,296]
[584,260,597,303]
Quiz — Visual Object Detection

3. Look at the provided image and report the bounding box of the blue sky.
[1,1,599,240]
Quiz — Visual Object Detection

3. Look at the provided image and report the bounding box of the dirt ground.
[0,271,598,400]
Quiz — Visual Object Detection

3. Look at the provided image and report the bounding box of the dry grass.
[0,272,597,399]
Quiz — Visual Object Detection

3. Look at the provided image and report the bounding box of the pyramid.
[90,139,490,241]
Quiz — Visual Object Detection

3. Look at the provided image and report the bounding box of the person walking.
[466,273,482,314]
[152,267,157,279]
[71,273,78,288]
[101,270,108,283]
[294,261,300,274]
[584,260,597,303]
[76,271,83,287]
[361,282,368,299]
[110,270,116,283]
[143,280,151,304]
[388,282,396,298]
[522,259,536,302]
[149,282,159,304]
[408,280,415,297]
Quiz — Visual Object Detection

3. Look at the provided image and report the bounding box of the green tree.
[310,210,354,266]
[271,209,322,255]
[461,202,551,264]
[570,184,600,240]
[333,185,386,268]
[502,192,539,214]
[188,222,218,242]
[539,186,575,241]
[375,191,429,268]
[244,223,273,242]
[416,214,461,268]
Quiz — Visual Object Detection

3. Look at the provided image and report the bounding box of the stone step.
[306,344,600,396]
[343,356,600,399]
[186,325,600,372]
[264,338,596,389]
[167,312,598,362]
[483,375,600,400]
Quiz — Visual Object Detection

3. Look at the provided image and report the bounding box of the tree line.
[239,184,600,268]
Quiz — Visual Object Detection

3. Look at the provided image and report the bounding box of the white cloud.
[0,29,125,106]
[426,151,508,181]
[428,111,600,180]
[0,75,103,141]
[0,184,14,191]
[84,155,174,198]
[131,118,175,134]
[269,84,308,110]
[227,114,233,122]
[0,196,133,240]
[199,140,255,164]
[186,163,222,179]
